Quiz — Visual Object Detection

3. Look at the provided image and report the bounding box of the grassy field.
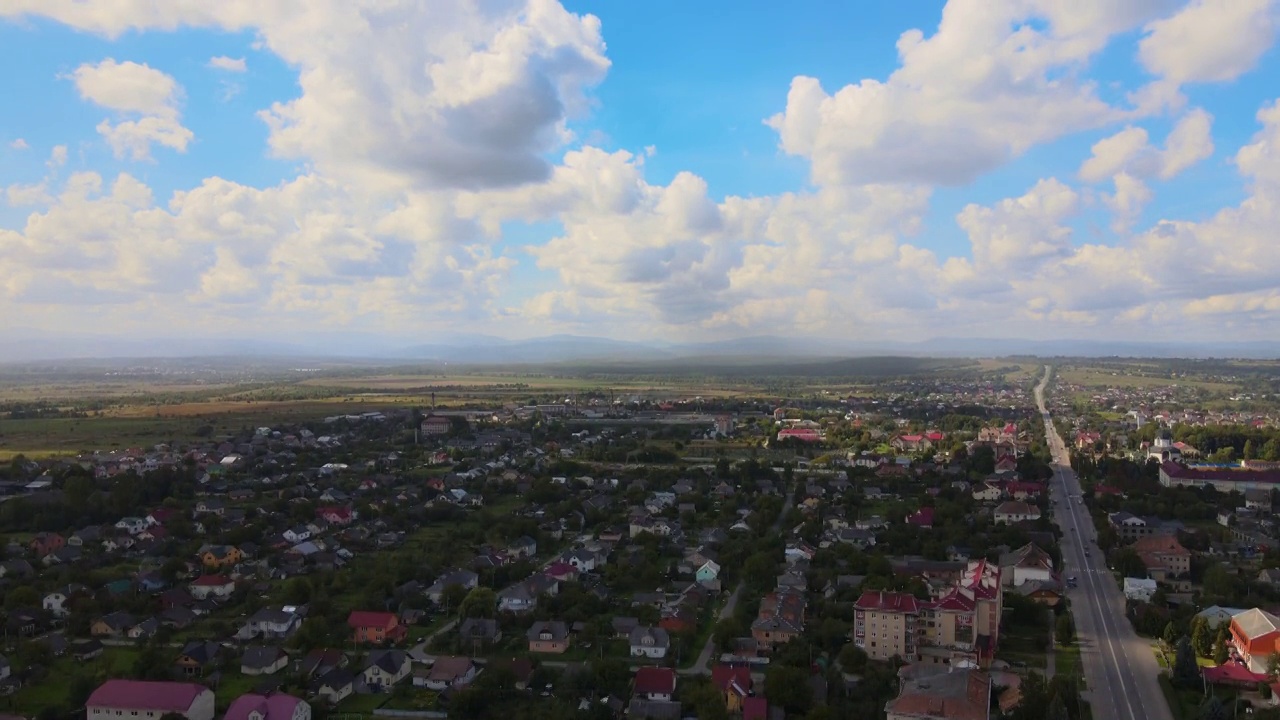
[1059,368,1238,393]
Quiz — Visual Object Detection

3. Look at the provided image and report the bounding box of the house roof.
[348,610,397,628]
[428,656,474,682]
[224,693,307,720]
[1233,608,1280,640]
[711,665,752,692]
[855,590,921,614]
[633,667,676,696]
[885,668,990,720]
[191,575,233,587]
[242,646,285,669]
[87,680,209,712]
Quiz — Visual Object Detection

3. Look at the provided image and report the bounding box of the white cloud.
[1079,109,1214,182]
[96,116,194,160]
[8,138,28,150]
[48,145,67,168]
[763,1,1175,187]
[955,178,1079,272]
[207,55,246,72]
[71,58,181,117]
[1103,173,1154,233]
[1139,0,1277,84]
[70,58,193,160]
[8,1,610,191]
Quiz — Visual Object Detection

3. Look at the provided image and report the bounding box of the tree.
[1199,696,1228,720]
[765,666,813,716]
[458,587,496,619]
[1245,440,1257,460]
[282,577,313,605]
[1212,638,1230,665]
[1192,618,1212,658]
[5,584,38,610]
[1162,621,1178,646]
[1268,651,1280,679]
[839,643,868,673]
[1055,613,1075,645]
[1046,692,1069,720]
[1173,637,1200,689]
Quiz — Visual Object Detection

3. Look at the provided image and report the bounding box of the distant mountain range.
[5,330,1280,363]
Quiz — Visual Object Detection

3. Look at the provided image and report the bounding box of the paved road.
[1036,366,1172,720]
[684,484,795,675]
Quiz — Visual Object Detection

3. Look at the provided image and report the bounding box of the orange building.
[1230,608,1280,673]
[348,611,406,645]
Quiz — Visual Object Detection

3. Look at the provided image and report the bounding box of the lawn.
[335,692,391,713]
[9,647,140,715]
[1055,642,1084,686]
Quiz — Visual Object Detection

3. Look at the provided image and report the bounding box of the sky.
[1,0,1279,350]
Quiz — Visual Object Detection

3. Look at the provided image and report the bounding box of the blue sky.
[2,0,1279,350]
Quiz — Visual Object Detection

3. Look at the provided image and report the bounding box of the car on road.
[1084,550,1090,557]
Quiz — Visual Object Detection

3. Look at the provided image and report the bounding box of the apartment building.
[854,560,1003,668]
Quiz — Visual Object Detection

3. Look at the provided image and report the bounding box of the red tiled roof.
[854,590,920,613]
[633,667,676,696]
[743,697,769,720]
[191,575,232,586]
[348,611,397,628]
[712,665,752,692]
[1162,461,1280,485]
[1203,663,1267,686]
[87,680,209,712]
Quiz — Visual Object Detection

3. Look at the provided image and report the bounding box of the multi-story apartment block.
[854,560,1003,668]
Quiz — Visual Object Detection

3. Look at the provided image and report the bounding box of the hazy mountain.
[5,329,1279,363]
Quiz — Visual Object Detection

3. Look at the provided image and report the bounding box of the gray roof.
[628,625,670,649]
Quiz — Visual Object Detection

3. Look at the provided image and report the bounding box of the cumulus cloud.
[8,138,28,150]
[207,55,246,72]
[70,58,193,160]
[1139,0,1277,84]
[763,0,1177,187]
[9,1,609,191]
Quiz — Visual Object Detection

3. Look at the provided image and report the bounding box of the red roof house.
[87,679,215,720]
[633,667,677,701]
[348,611,406,644]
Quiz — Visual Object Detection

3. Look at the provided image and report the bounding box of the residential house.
[1107,512,1171,541]
[998,543,1054,587]
[416,656,477,691]
[1123,577,1158,602]
[509,535,538,558]
[299,649,346,680]
[283,527,312,544]
[751,588,807,651]
[1231,608,1280,673]
[362,650,412,691]
[223,693,311,720]
[885,667,990,720]
[695,560,721,585]
[348,611,406,645]
[1133,535,1191,581]
[91,612,137,638]
[633,667,676,702]
[426,569,479,604]
[175,641,222,677]
[992,501,1040,525]
[43,591,70,618]
[237,608,304,641]
[498,582,539,614]
[29,532,66,558]
[312,668,355,705]
[457,618,503,650]
[712,665,754,714]
[189,575,236,600]
[200,545,244,569]
[241,646,289,676]
[86,680,215,720]
[629,626,671,659]
[527,621,570,653]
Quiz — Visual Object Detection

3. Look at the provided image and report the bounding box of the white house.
[43,591,69,618]
[1123,577,1158,602]
[283,527,312,544]
[993,501,1041,525]
[971,482,1003,502]
[629,626,670,659]
[115,517,149,535]
[190,575,236,600]
[416,656,478,690]
[362,650,412,690]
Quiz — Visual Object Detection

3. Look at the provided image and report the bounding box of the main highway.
[1035,366,1172,720]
